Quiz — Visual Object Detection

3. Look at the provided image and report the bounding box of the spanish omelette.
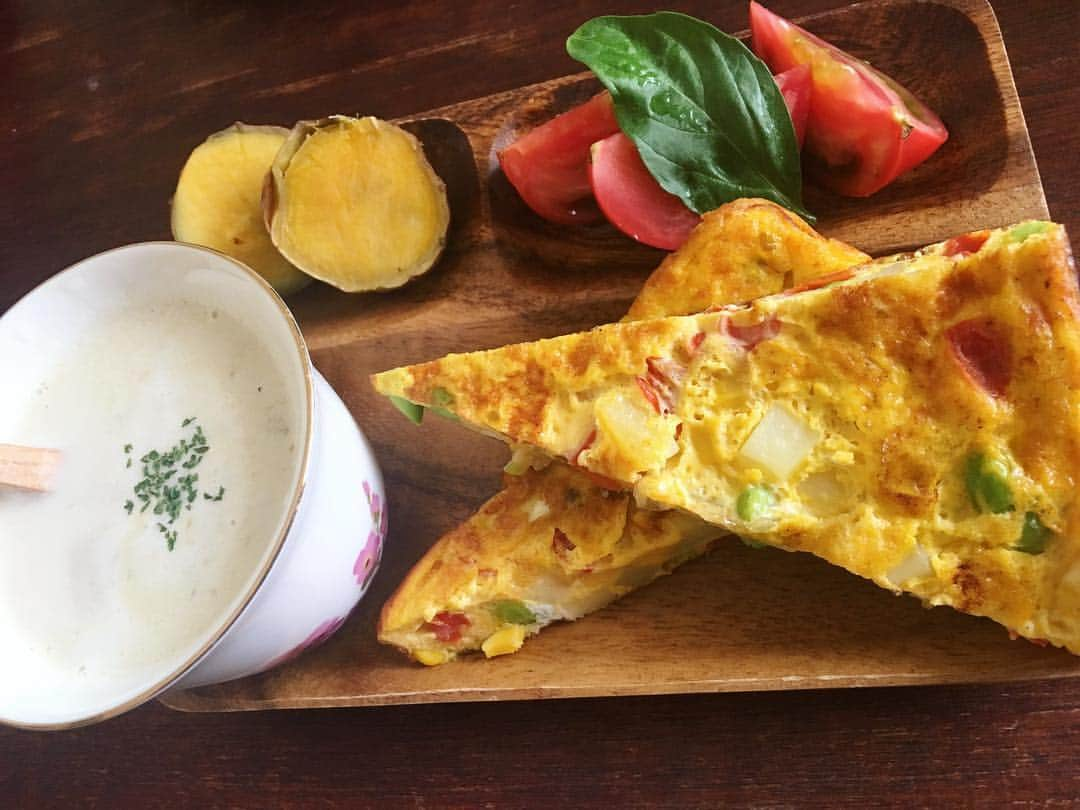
[374,222,1080,654]
[378,199,869,663]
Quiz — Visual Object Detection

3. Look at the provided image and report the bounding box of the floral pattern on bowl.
[265,615,346,671]
[354,480,386,590]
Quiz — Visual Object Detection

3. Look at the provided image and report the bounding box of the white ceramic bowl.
[0,242,386,729]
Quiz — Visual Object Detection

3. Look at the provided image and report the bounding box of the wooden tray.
[162,0,1079,714]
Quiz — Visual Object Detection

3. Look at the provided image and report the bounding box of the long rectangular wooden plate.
[162,0,1076,714]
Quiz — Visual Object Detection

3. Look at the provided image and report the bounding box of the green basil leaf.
[567,12,811,222]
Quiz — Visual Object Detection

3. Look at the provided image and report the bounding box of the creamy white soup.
[0,293,304,723]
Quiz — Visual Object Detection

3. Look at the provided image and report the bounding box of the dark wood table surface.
[3,0,1079,806]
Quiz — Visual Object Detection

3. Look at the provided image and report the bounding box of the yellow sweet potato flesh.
[266,116,449,292]
[171,123,310,296]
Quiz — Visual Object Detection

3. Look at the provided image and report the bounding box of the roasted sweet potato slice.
[171,123,310,295]
[263,115,450,292]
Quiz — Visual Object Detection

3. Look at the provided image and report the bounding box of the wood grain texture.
[3,0,1080,806]
[0,444,61,492]
[162,0,1064,714]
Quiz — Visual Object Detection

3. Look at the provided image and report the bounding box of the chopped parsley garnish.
[124,418,225,551]
[157,523,178,552]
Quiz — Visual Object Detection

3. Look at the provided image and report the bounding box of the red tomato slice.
[552,528,577,560]
[722,314,781,350]
[423,611,471,643]
[568,429,626,491]
[946,317,1011,398]
[636,356,685,414]
[497,92,620,225]
[783,268,856,295]
[750,2,948,197]
[501,72,808,240]
[773,64,811,148]
[588,69,808,250]
[589,132,701,250]
[943,230,991,258]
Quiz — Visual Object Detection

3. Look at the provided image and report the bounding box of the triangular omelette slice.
[379,463,720,664]
[377,199,869,664]
[375,222,1080,654]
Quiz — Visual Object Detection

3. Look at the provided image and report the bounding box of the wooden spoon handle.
[0,444,61,492]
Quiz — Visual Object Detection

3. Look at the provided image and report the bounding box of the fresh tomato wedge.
[498,92,620,225]
[589,132,701,250]
[773,64,811,148]
[750,2,948,197]
[588,66,810,251]
[503,70,809,242]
